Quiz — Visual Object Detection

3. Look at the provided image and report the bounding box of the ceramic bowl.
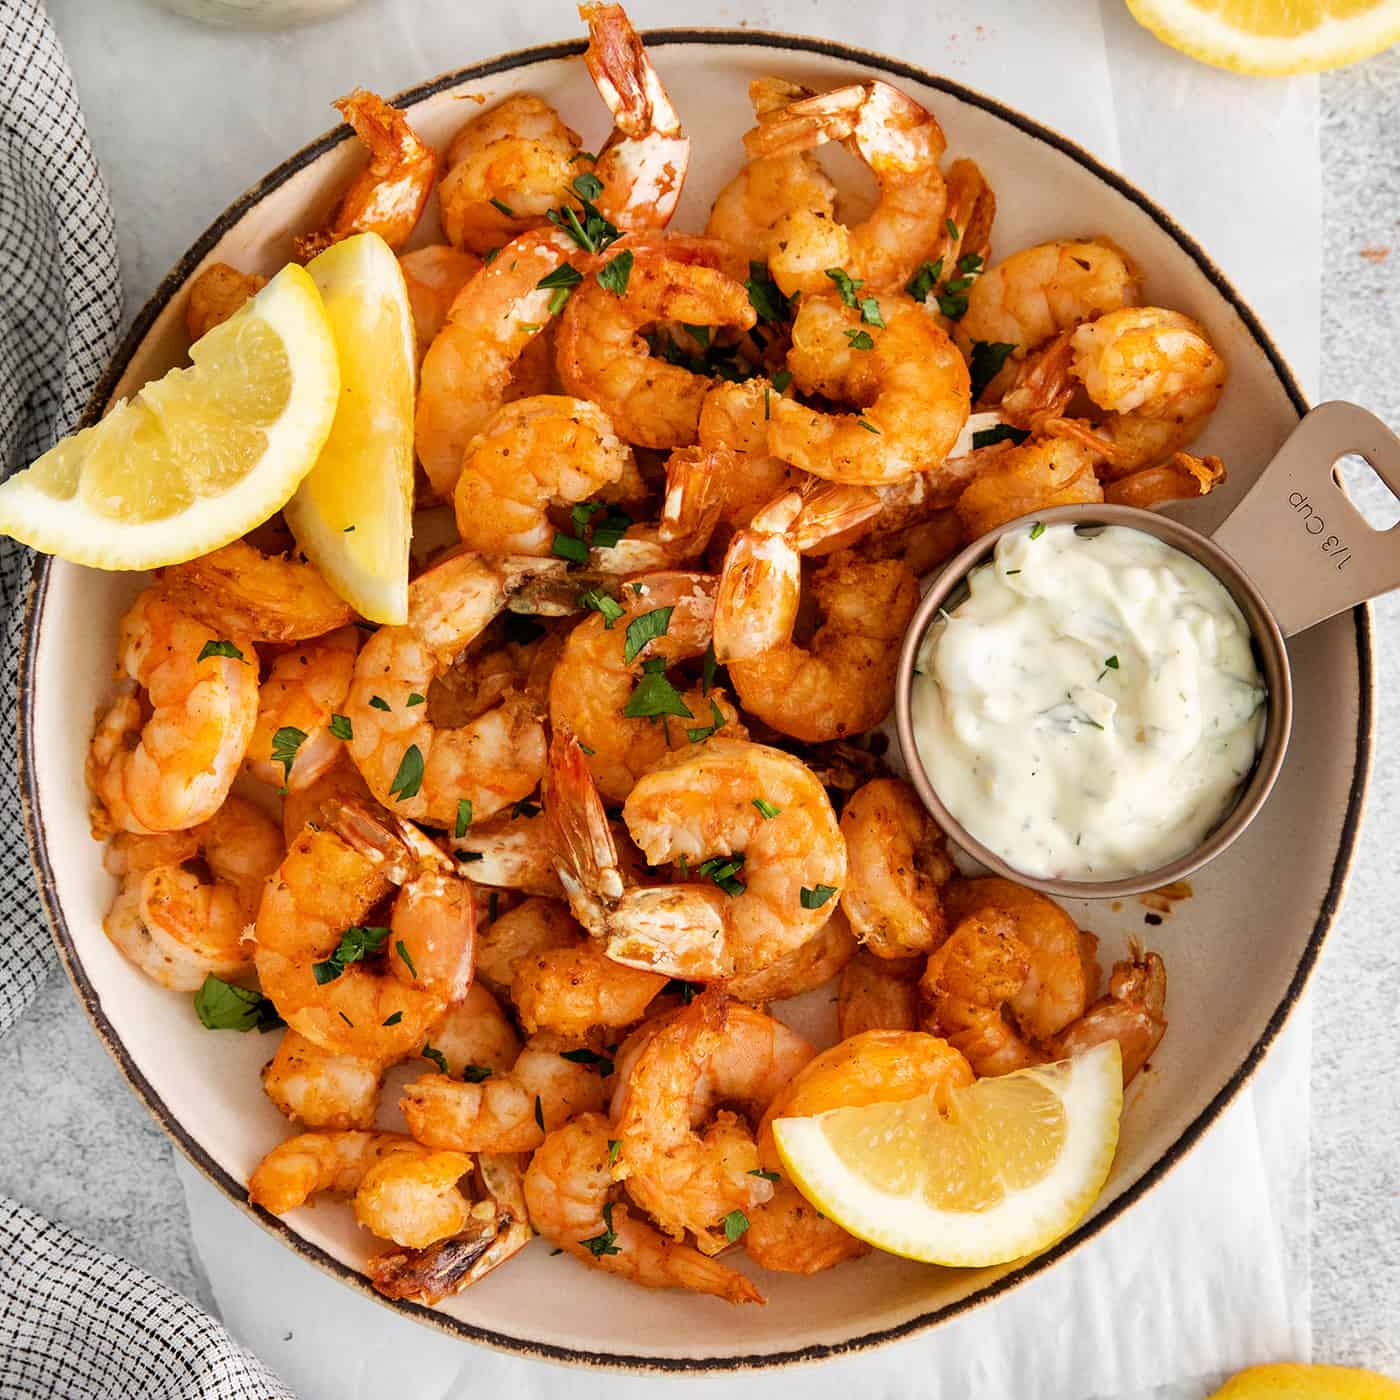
[18,27,1369,1372]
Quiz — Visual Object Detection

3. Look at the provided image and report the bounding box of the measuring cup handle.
[1211,401,1400,638]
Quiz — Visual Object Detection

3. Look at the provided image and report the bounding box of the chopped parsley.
[723,1209,750,1243]
[845,329,874,351]
[382,1011,403,1027]
[608,1138,621,1166]
[799,884,837,910]
[686,698,726,743]
[581,1202,621,1257]
[972,423,1030,450]
[623,606,674,664]
[968,340,1017,398]
[395,940,417,979]
[462,1064,493,1083]
[856,418,881,434]
[771,369,793,393]
[701,640,718,694]
[546,173,620,255]
[270,726,306,793]
[579,586,624,627]
[906,258,943,302]
[489,197,515,216]
[858,295,886,328]
[313,925,391,985]
[197,640,245,664]
[537,262,584,316]
[698,853,746,896]
[752,797,781,820]
[596,248,634,296]
[534,1095,545,1132]
[1029,521,1047,540]
[454,799,472,839]
[369,695,391,712]
[551,531,589,564]
[825,266,863,307]
[389,744,424,801]
[406,692,426,707]
[193,975,282,1033]
[329,713,353,741]
[744,260,793,324]
[748,1168,780,1182]
[421,1042,448,1074]
[560,1047,615,1077]
[622,657,693,721]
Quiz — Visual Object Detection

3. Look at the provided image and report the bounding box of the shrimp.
[744,80,948,296]
[582,3,690,233]
[438,94,583,254]
[344,551,563,826]
[838,950,922,1038]
[696,379,801,533]
[1104,451,1226,509]
[280,751,378,845]
[769,294,971,485]
[294,90,437,261]
[352,1148,478,1250]
[185,262,265,342]
[88,591,259,834]
[613,989,814,1254]
[555,237,757,449]
[398,245,483,361]
[262,1030,386,1131]
[525,1113,762,1303]
[954,434,1104,539]
[746,1030,972,1273]
[548,571,744,804]
[474,895,579,1004]
[1046,949,1167,1084]
[513,932,667,1037]
[246,626,358,793]
[431,983,523,1079]
[400,1032,609,1153]
[253,805,475,1060]
[158,539,354,645]
[452,395,634,556]
[450,808,563,897]
[549,731,848,980]
[727,906,858,1006]
[839,778,953,959]
[248,1129,422,1216]
[937,158,996,272]
[415,227,581,499]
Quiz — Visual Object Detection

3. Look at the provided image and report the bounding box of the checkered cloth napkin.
[0,4,292,1396]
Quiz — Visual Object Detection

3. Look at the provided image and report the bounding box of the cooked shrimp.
[401,1032,609,1153]
[185,262,265,342]
[513,933,667,1037]
[102,873,247,992]
[449,808,563,897]
[439,94,583,254]
[1046,949,1166,1084]
[837,950,922,1038]
[352,1148,477,1250]
[613,989,813,1254]
[955,434,1104,539]
[727,906,858,1005]
[453,395,633,556]
[1104,451,1226,509]
[549,731,847,980]
[248,1129,421,1215]
[415,227,580,498]
[246,626,358,793]
[746,1029,972,1273]
[745,80,948,295]
[398,245,482,361]
[262,1030,386,1131]
[582,3,690,232]
[839,778,952,959]
[253,806,474,1059]
[345,552,562,826]
[158,539,354,645]
[474,895,580,1004]
[548,571,743,804]
[431,982,523,1078]
[294,90,437,261]
[696,379,801,532]
[88,591,258,835]
[555,237,756,449]
[280,751,378,845]
[525,1113,762,1303]
[936,157,996,272]
[857,506,965,576]
[769,294,970,485]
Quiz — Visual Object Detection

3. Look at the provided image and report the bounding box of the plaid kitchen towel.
[0,4,291,1396]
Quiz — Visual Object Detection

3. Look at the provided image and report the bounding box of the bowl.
[17,26,1370,1371]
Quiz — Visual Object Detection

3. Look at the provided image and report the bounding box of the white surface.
[51,0,1324,1394]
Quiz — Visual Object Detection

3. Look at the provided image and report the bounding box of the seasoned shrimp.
[549,731,847,980]
[352,1148,477,1250]
[398,245,482,361]
[548,571,743,804]
[345,552,562,825]
[696,379,801,532]
[727,906,858,1006]
[582,3,690,232]
[88,591,258,834]
[432,983,523,1079]
[513,933,667,1037]
[745,80,948,295]
[936,158,996,272]
[1104,451,1226,509]
[294,91,437,261]
[254,806,475,1059]
[449,808,563,897]
[280,751,377,845]
[839,778,953,959]
[955,434,1104,539]
[473,895,580,1003]
[415,227,580,498]
[453,395,633,556]
[262,1030,385,1131]
[555,237,756,449]
[159,539,354,645]
[248,1129,422,1215]
[401,1032,610,1153]
[185,262,265,341]
[246,626,358,793]
[439,93,583,254]
[1046,949,1167,1084]
[747,1030,972,1273]
[613,989,813,1254]
[525,1113,762,1303]
[770,294,970,485]
[838,950,922,1038]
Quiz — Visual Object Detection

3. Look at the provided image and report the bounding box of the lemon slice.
[773,1042,1122,1267]
[0,264,338,569]
[283,232,415,625]
[1126,0,1400,75]
[1210,1365,1400,1399]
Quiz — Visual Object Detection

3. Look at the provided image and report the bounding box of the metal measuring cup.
[893,401,1400,900]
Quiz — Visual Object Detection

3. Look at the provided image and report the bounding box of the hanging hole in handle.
[1333,452,1400,531]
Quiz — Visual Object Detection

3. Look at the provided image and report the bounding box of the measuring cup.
[893,400,1400,900]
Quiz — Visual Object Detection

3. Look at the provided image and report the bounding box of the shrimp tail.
[544,726,624,932]
[787,479,882,551]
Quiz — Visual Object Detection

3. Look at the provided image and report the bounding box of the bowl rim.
[15,24,1374,1373]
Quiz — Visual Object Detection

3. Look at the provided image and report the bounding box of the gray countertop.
[6,1,1398,1388]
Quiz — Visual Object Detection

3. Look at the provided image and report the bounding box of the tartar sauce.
[910,523,1267,881]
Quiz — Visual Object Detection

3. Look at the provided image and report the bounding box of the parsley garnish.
[686,698,726,744]
[579,586,624,626]
[608,1138,621,1166]
[623,606,674,664]
[1029,521,1046,540]
[546,173,619,255]
[589,506,632,550]
[270,726,306,792]
[329,713,352,741]
[969,340,1017,398]
[551,531,589,563]
[537,262,583,316]
[858,296,885,328]
[623,658,693,721]
[946,216,960,240]
[572,171,603,201]
[561,1047,615,1077]
[463,1064,493,1083]
[825,266,862,307]
[856,418,881,434]
[748,1168,780,1182]
[723,1209,750,1243]
[771,369,793,392]
[698,853,745,896]
[313,925,390,984]
[406,693,425,707]
[395,940,417,979]
[745,261,793,324]
[581,1202,622,1257]
[1098,654,1121,682]
[799,884,837,910]
[845,329,874,351]
[511,797,542,819]
[193,975,282,1033]
[489,197,515,216]
[369,695,391,712]
[534,1095,545,1132]
[752,798,781,820]
[972,423,1030,450]
[382,1011,403,1027]
[197,640,245,664]
[421,1042,448,1073]
[389,744,424,801]
[596,248,634,296]
[454,799,472,839]
[905,258,943,302]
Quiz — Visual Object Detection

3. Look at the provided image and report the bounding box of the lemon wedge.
[773,1042,1123,1267]
[0,264,338,569]
[283,232,415,625]
[1210,1364,1400,1399]
[1126,0,1400,75]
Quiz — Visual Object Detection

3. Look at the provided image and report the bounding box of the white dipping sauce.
[911,523,1267,881]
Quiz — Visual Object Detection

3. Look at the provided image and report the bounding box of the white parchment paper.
[53,0,1320,1392]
